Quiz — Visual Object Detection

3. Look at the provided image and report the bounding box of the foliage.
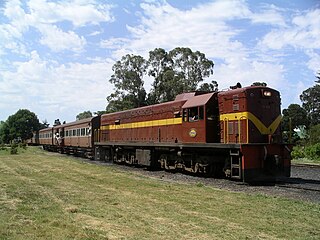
[107,54,147,112]
[147,48,174,104]
[76,111,93,120]
[169,47,214,90]
[291,146,306,159]
[291,144,320,162]
[147,47,214,104]
[10,143,18,154]
[197,80,218,92]
[107,47,214,111]
[0,109,40,143]
[308,124,320,145]
[316,71,320,84]
[305,143,320,160]
[281,104,309,131]
[19,142,27,150]
[0,121,10,144]
[300,84,320,126]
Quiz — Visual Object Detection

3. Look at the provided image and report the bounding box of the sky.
[0,0,319,126]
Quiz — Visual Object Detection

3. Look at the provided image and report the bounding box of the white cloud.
[260,9,320,50]
[38,24,87,52]
[305,50,320,73]
[0,0,114,54]
[27,0,114,27]
[0,51,114,124]
[250,5,287,27]
[108,0,250,60]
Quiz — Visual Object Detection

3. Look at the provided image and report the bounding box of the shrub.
[19,142,27,150]
[291,146,305,159]
[309,124,320,145]
[305,143,320,160]
[10,143,18,155]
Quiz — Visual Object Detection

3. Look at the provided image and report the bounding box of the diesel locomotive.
[36,85,291,182]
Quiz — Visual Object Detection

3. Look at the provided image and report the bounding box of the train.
[31,85,291,182]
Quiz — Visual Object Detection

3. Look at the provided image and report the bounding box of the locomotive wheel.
[194,163,199,173]
[159,154,172,170]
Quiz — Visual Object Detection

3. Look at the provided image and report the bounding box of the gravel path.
[87,160,320,203]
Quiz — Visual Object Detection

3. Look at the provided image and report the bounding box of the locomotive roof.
[182,92,216,109]
[218,86,279,96]
[101,98,187,117]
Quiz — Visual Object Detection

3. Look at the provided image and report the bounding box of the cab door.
[182,106,206,143]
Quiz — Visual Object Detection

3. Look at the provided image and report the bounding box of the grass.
[0,147,319,239]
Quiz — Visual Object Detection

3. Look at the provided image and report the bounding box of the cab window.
[188,106,204,122]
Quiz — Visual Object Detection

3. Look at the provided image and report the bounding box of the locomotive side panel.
[100,100,186,143]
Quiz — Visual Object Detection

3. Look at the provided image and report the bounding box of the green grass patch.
[0,147,319,239]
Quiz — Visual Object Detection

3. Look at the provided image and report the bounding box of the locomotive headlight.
[263,91,272,97]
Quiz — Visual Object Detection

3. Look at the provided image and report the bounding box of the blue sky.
[0,0,319,125]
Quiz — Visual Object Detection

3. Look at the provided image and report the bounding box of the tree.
[315,70,320,84]
[3,109,40,142]
[300,84,320,126]
[0,121,10,144]
[147,48,173,104]
[282,104,309,131]
[147,47,214,104]
[197,80,218,92]
[169,47,214,92]
[107,54,147,112]
[76,111,93,120]
[309,124,320,145]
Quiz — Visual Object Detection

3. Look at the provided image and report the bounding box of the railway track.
[276,182,320,193]
[291,163,320,168]
[276,163,320,194]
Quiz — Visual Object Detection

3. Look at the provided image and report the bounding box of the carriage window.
[81,128,85,136]
[73,129,76,136]
[65,131,68,137]
[77,129,80,136]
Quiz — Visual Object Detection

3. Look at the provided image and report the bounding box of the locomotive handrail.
[239,116,248,144]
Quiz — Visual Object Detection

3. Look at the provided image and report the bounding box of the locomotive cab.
[181,92,220,143]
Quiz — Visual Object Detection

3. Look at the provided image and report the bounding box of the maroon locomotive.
[37,85,291,182]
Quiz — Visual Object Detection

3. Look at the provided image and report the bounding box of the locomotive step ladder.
[230,149,241,179]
